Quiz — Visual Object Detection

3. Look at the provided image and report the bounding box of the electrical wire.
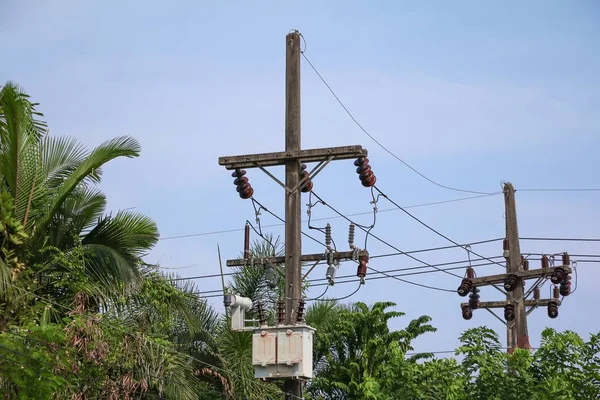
[366,265,455,292]
[198,257,501,298]
[250,195,456,292]
[250,198,280,256]
[251,197,327,247]
[374,187,506,270]
[193,257,505,297]
[311,257,504,285]
[521,237,600,242]
[304,285,330,301]
[246,219,277,256]
[364,187,381,249]
[158,193,503,241]
[167,240,504,282]
[311,282,363,302]
[306,192,338,251]
[300,49,492,196]
[369,238,503,259]
[518,188,600,192]
[404,346,540,356]
[159,263,199,270]
[310,191,464,279]
[524,253,600,259]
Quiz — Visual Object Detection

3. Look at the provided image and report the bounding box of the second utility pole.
[284,31,303,400]
[504,182,531,351]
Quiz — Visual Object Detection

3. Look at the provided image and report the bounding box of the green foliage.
[307,301,436,400]
[0,324,70,399]
[308,314,600,400]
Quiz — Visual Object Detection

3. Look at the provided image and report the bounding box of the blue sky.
[1,0,599,354]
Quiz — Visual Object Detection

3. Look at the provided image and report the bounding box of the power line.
[369,238,503,258]
[198,257,507,298]
[312,282,363,302]
[158,193,502,241]
[251,197,326,248]
[226,195,453,292]
[366,265,454,292]
[300,51,492,196]
[524,253,600,259]
[313,257,504,285]
[184,257,506,297]
[198,249,600,299]
[169,240,502,283]
[374,186,506,270]
[405,346,540,356]
[521,237,600,243]
[310,191,465,280]
[518,188,600,192]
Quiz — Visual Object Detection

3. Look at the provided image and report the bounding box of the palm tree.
[305,301,437,399]
[0,81,157,316]
[0,82,226,399]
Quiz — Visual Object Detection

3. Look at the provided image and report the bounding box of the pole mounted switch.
[225,294,253,331]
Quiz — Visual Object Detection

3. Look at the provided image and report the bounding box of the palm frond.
[0,83,47,225]
[40,135,92,188]
[81,243,140,289]
[33,136,140,240]
[37,186,107,253]
[0,258,11,300]
[82,210,159,262]
[305,299,341,330]
[66,185,107,234]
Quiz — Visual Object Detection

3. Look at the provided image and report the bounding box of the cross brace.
[218,145,367,170]
[469,266,572,287]
[226,250,369,268]
[461,299,561,309]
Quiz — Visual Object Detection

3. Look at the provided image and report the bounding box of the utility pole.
[218,31,372,399]
[284,31,302,333]
[457,182,574,352]
[504,182,530,351]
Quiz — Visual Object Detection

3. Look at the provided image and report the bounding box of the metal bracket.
[526,304,538,316]
[252,162,289,192]
[289,156,334,194]
[490,284,507,296]
[301,260,322,281]
[484,307,507,326]
[252,155,335,195]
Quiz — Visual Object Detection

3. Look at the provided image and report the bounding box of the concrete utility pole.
[218,31,371,400]
[457,182,573,352]
[504,182,531,351]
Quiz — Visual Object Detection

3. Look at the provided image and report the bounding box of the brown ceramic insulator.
[466,267,475,279]
[356,256,368,279]
[244,223,250,259]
